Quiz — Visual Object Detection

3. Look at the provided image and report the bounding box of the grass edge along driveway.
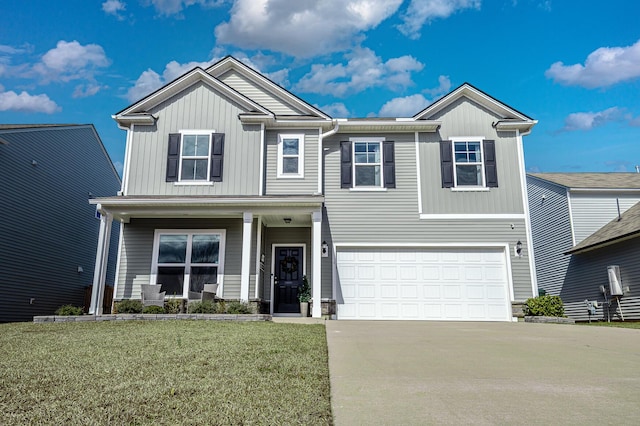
[0,321,332,425]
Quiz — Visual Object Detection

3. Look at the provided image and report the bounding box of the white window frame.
[351,137,384,188]
[150,229,226,298]
[177,130,214,183]
[277,133,304,178]
[451,136,486,189]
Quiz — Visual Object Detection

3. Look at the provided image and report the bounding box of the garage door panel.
[337,247,510,321]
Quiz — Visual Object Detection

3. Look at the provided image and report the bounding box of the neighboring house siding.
[419,98,524,215]
[323,133,533,301]
[0,126,120,322]
[262,227,312,303]
[265,129,319,195]
[527,176,573,296]
[126,81,261,196]
[561,238,640,321]
[217,69,301,115]
[569,192,640,244]
[115,218,246,301]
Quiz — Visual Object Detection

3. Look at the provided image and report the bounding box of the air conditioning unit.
[607,265,624,296]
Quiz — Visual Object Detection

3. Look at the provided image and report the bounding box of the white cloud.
[0,89,60,113]
[102,0,126,19]
[317,102,350,117]
[424,75,451,97]
[33,40,110,83]
[294,48,424,97]
[379,94,430,117]
[398,0,481,39]
[546,39,640,88]
[215,0,402,57]
[72,83,104,98]
[145,0,225,16]
[561,107,626,131]
[126,59,215,102]
[264,68,289,86]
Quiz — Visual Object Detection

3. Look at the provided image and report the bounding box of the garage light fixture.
[515,241,523,257]
[283,218,292,224]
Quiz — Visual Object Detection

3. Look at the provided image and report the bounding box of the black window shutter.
[440,140,454,188]
[340,141,352,188]
[166,133,181,182]
[383,141,395,188]
[210,133,225,182]
[483,139,498,187]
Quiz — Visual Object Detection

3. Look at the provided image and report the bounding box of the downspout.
[115,119,132,196]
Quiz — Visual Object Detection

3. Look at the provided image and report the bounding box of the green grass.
[579,321,640,329]
[0,321,332,425]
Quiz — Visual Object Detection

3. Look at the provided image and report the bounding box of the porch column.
[240,212,253,302]
[311,210,322,318]
[89,208,113,315]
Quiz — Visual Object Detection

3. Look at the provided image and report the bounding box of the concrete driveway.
[326,321,640,425]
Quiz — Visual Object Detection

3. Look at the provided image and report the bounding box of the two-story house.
[89,56,537,321]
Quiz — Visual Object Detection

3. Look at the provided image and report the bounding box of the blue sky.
[1,0,639,175]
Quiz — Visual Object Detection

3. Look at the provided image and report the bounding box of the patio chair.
[141,284,166,308]
[187,283,219,303]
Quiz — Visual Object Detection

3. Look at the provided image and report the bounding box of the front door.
[274,247,303,313]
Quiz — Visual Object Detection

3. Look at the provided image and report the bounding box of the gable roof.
[413,83,536,132]
[206,56,331,120]
[566,201,640,254]
[528,173,640,190]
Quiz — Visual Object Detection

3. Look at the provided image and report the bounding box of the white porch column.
[311,210,322,318]
[89,208,113,315]
[240,212,253,302]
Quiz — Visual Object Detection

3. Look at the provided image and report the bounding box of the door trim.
[270,243,306,315]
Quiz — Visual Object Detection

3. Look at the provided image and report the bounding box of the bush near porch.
[0,321,332,425]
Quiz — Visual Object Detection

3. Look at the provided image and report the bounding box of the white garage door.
[336,247,511,321]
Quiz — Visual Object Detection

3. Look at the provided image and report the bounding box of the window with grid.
[353,141,381,187]
[453,141,484,186]
[180,134,211,181]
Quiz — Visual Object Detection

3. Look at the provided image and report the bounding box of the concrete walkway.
[326,321,640,425]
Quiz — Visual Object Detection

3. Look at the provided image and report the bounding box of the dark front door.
[274,247,303,313]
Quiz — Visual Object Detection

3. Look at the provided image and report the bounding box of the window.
[354,141,381,186]
[440,138,497,189]
[453,140,484,186]
[166,132,225,183]
[151,230,226,297]
[277,134,304,178]
[340,139,395,189]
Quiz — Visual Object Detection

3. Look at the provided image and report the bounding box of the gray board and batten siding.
[0,125,121,322]
[418,98,525,215]
[322,131,533,302]
[526,175,574,296]
[125,81,262,197]
[265,129,319,195]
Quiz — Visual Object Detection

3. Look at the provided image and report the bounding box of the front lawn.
[579,321,640,329]
[0,321,332,425]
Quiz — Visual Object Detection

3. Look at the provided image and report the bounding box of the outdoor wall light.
[515,241,523,257]
[322,241,329,257]
[77,266,84,273]
[283,217,292,224]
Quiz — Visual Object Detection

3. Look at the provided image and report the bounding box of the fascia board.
[414,83,532,121]
[207,56,331,120]
[115,68,273,120]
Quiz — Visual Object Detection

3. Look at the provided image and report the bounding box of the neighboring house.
[0,124,121,322]
[90,56,537,321]
[527,173,640,320]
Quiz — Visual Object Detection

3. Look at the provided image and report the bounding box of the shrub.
[523,295,565,317]
[298,275,311,303]
[164,299,182,314]
[55,305,83,316]
[142,305,164,314]
[188,300,217,314]
[114,300,142,314]
[226,301,253,314]
[215,300,227,314]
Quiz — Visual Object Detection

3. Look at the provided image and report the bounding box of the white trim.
[415,131,423,215]
[89,211,113,315]
[177,130,215,183]
[173,181,214,186]
[240,212,253,302]
[277,133,305,178]
[568,188,640,193]
[420,213,526,220]
[450,187,490,192]
[259,123,265,196]
[516,129,538,297]
[150,229,227,298]
[349,136,385,142]
[112,221,125,307]
[317,127,323,195]
[270,243,307,315]
[311,211,322,318]
[450,136,485,188]
[351,139,384,188]
[566,189,576,246]
[334,242,512,248]
[121,124,133,196]
[349,187,387,192]
[254,216,263,299]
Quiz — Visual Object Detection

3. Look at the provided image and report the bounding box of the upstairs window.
[166,132,225,183]
[340,138,395,189]
[277,134,304,178]
[440,138,498,189]
[354,141,382,187]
